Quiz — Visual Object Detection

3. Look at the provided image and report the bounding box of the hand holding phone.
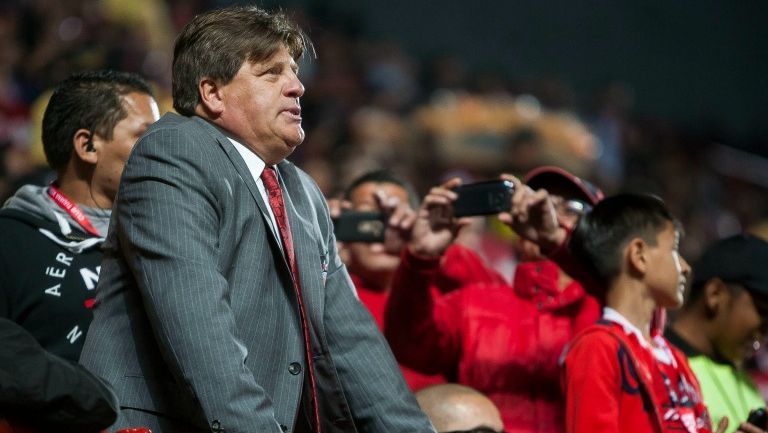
[452,180,514,217]
[332,211,386,243]
[747,407,768,429]
[496,173,564,254]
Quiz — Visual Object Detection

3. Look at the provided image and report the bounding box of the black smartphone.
[748,407,768,429]
[332,211,386,243]
[452,180,514,217]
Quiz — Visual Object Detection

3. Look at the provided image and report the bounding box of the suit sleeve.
[0,318,117,432]
[116,128,281,433]
[383,248,463,376]
[317,197,435,433]
[562,331,621,433]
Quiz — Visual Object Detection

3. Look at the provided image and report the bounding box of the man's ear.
[703,278,729,318]
[626,237,648,276]
[72,128,98,165]
[198,77,225,117]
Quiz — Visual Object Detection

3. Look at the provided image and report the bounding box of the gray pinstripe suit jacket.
[79,113,434,433]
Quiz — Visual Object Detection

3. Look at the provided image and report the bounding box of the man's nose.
[285,73,305,98]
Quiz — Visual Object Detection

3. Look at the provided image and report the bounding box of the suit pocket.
[320,251,329,286]
[117,375,207,428]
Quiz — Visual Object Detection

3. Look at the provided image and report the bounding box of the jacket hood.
[2,184,110,253]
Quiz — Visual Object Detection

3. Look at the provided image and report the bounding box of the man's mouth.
[283,106,302,120]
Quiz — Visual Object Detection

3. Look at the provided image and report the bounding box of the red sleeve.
[433,244,507,293]
[384,248,463,376]
[572,292,601,333]
[563,330,621,433]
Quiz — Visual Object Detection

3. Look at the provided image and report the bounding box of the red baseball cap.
[523,166,604,206]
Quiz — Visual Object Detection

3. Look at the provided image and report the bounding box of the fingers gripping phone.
[748,407,768,429]
[332,211,386,243]
[452,180,514,217]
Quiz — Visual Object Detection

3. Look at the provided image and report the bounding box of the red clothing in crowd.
[385,247,600,433]
[352,244,507,391]
[563,313,713,433]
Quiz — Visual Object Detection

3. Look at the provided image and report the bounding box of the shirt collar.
[228,136,268,179]
[603,307,650,348]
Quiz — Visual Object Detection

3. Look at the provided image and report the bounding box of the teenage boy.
[667,234,768,432]
[563,193,726,433]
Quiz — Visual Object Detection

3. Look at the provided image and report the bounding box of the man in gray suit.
[79,6,434,433]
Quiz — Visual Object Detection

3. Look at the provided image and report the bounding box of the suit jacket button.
[288,362,302,375]
[211,420,224,433]
[280,424,288,432]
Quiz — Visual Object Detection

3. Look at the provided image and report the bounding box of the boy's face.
[646,223,691,308]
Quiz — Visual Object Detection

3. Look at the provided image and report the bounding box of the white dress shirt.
[228,137,283,251]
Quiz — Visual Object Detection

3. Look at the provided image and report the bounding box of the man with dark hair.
[80,6,434,433]
[667,234,768,432]
[334,169,505,390]
[0,70,158,361]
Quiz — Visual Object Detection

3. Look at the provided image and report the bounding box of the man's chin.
[284,127,305,148]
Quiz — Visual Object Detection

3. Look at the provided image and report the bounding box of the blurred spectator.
[667,234,768,431]
[385,166,602,432]
[0,0,766,310]
[0,70,158,361]
[334,169,507,390]
[588,82,633,193]
[416,384,504,433]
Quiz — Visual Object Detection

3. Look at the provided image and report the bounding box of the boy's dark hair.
[172,6,311,116]
[570,193,679,295]
[344,170,420,209]
[42,70,153,171]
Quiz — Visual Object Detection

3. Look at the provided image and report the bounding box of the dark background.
[249,0,768,149]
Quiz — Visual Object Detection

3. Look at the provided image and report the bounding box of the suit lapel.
[200,124,271,219]
[193,117,323,328]
[277,161,326,329]
[191,117,286,264]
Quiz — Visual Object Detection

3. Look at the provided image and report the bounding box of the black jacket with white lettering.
[0,185,107,362]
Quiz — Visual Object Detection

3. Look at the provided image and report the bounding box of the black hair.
[41,70,153,171]
[569,193,680,295]
[344,169,420,209]
[683,279,744,310]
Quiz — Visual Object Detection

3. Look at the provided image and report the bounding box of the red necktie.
[261,166,321,433]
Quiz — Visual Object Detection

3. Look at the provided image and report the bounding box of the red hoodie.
[385,246,600,432]
[351,243,507,390]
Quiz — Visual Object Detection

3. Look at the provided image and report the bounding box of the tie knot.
[261,166,280,193]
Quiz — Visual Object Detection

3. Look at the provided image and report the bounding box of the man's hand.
[737,420,768,433]
[408,178,473,259]
[496,173,566,254]
[374,189,417,255]
[327,197,352,263]
[712,416,728,433]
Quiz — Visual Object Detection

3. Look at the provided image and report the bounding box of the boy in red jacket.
[563,194,727,433]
